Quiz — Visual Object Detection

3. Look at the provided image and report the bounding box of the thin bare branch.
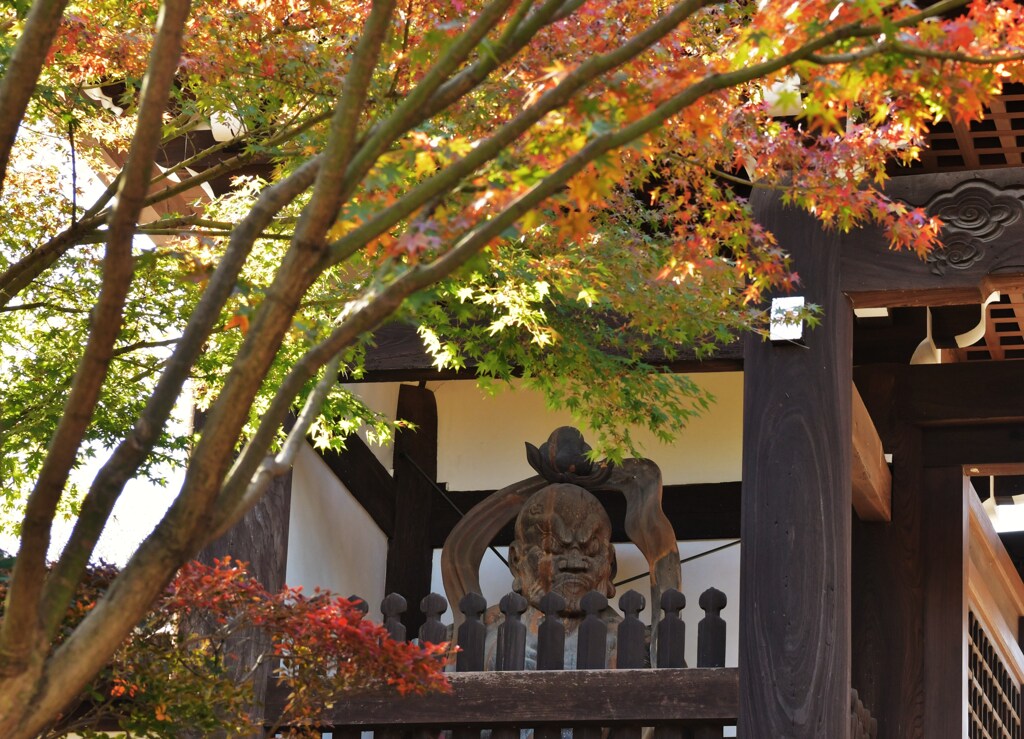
[2,0,193,680]
[40,157,320,643]
[210,350,344,539]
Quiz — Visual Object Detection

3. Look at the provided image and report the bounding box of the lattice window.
[969,610,1022,739]
[892,83,1024,175]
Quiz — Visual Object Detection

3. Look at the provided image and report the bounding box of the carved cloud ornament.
[926,235,985,276]
[925,180,1024,241]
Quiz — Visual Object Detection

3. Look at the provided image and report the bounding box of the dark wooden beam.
[318,434,396,537]
[386,384,438,636]
[923,424,1024,467]
[840,173,1024,308]
[197,471,292,718]
[855,361,1024,431]
[740,192,852,736]
[265,668,739,728]
[429,482,742,548]
[852,424,927,738]
[361,322,743,383]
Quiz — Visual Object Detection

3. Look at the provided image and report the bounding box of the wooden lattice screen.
[969,610,1022,739]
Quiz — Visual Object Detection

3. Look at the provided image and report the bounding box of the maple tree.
[0,556,446,737]
[1,0,1024,735]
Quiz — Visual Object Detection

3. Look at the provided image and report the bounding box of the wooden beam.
[852,424,928,736]
[197,471,292,719]
[430,481,742,547]
[265,668,739,728]
[840,174,1024,308]
[317,434,395,537]
[855,362,1024,429]
[964,463,1024,477]
[360,322,743,382]
[852,383,892,522]
[741,192,852,737]
[923,425,1024,468]
[385,384,438,637]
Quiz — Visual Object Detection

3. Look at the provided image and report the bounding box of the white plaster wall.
[432,373,743,489]
[341,381,400,472]
[286,442,389,619]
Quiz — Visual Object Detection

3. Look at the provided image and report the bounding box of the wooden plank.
[385,384,438,637]
[963,463,1024,477]
[921,468,969,739]
[740,191,852,737]
[317,434,396,537]
[852,423,927,738]
[430,482,741,547]
[852,383,892,522]
[265,668,739,727]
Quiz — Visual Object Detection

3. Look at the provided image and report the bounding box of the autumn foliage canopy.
[2,0,1024,736]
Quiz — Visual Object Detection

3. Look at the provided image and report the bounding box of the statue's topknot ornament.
[525,426,613,487]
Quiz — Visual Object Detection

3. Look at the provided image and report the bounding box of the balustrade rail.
[265,586,738,737]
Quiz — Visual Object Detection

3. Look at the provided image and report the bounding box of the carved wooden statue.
[441,427,681,664]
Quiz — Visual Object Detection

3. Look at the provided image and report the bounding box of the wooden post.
[921,468,969,738]
[851,422,928,738]
[740,192,853,737]
[385,383,438,637]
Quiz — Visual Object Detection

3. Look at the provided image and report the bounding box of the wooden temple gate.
[200,108,1024,739]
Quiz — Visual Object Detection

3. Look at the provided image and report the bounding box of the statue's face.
[509,484,616,615]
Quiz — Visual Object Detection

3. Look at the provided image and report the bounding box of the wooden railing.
[266,587,738,736]
[968,492,1024,739]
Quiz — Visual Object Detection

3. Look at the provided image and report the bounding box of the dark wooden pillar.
[197,470,292,725]
[921,467,969,738]
[740,193,853,737]
[198,470,292,590]
[851,422,927,738]
[385,383,438,637]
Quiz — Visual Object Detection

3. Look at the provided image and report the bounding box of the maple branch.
[889,41,1024,66]
[0,173,119,310]
[0,0,72,197]
[39,156,321,647]
[210,350,344,539]
[2,0,193,686]
[213,0,716,511]
[326,0,714,268]
[33,4,403,728]
[146,109,332,190]
[111,336,183,357]
[300,0,397,238]
[334,0,572,213]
